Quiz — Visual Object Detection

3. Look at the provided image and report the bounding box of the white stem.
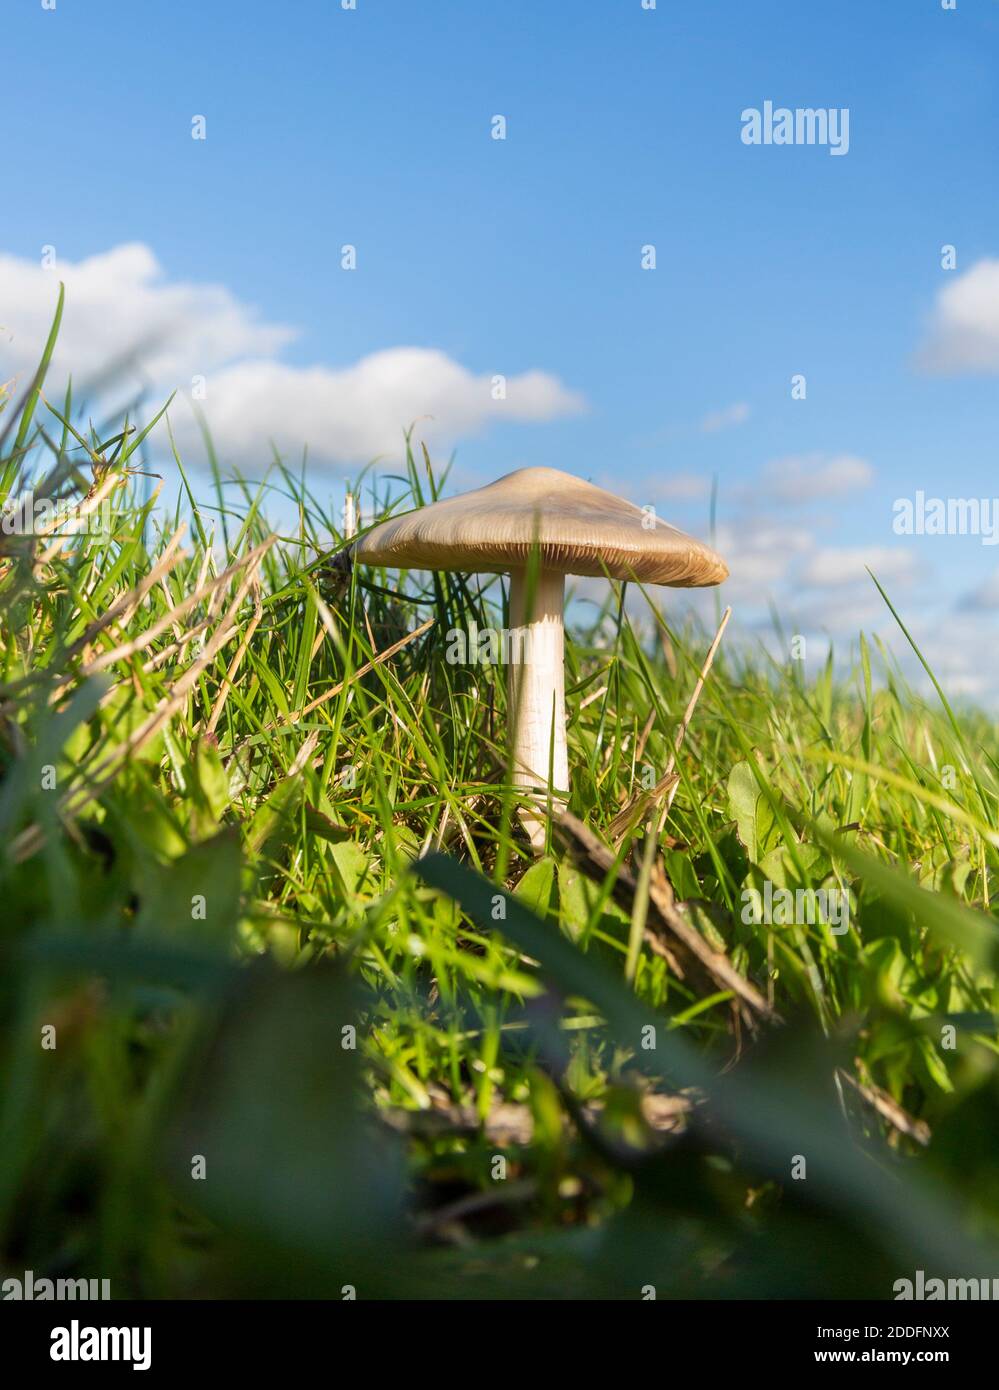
[507,569,568,850]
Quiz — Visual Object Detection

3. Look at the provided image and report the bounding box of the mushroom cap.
[353,466,728,586]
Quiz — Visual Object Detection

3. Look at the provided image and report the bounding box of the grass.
[2,309,999,1298]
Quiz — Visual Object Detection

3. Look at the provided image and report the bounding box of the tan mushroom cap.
[353,466,728,586]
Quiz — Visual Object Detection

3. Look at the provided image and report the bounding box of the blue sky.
[4,0,999,694]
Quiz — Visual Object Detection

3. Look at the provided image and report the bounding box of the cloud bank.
[0,243,584,469]
[763,453,873,503]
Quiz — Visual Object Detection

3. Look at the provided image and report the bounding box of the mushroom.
[353,466,728,849]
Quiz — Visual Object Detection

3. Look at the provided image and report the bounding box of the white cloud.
[800,545,918,589]
[701,401,750,433]
[0,243,583,469]
[569,520,990,705]
[763,453,873,503]
[169,351,584,468]
[0,243,294,387]
[919,257,999,374]
[712,518,813,601]
[892,612,998,701]
[774,591,892,637]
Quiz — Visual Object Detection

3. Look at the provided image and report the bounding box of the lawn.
[2,308,999,1299]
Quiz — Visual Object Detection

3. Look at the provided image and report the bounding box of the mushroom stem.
[507,568,568,849]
